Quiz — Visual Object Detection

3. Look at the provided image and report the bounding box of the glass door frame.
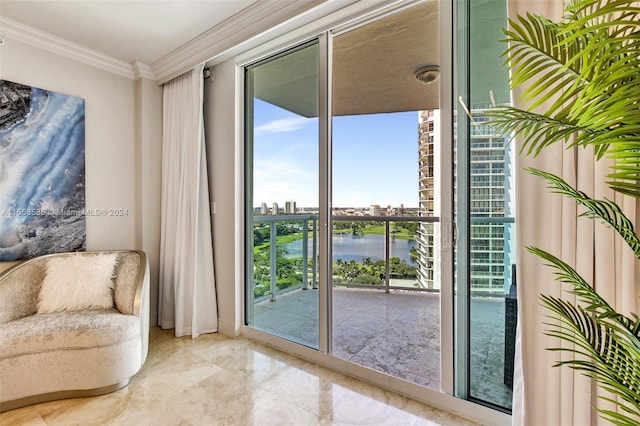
[236,0,509,422]
[453,0,471,401]
[318,31,332,355]
[241,0,455,384]
[243,38,323,348]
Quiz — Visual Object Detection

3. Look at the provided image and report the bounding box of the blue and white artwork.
[0,80,86,261]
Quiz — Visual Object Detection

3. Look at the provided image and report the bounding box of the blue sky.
[253,99,419,208]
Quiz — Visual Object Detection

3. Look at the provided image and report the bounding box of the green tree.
[409,247,419,263]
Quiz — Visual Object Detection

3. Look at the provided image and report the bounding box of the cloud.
[253,159,318,207]
[254,117,313,135]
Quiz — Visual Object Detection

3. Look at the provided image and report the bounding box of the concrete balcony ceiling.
[254,0,440,117]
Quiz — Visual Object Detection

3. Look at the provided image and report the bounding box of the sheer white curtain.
[158,64,218,338]
[510,1,640,424]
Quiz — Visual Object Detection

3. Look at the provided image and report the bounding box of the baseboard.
[218,318,241,338]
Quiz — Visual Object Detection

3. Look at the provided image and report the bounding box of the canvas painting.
[0,80,86,261]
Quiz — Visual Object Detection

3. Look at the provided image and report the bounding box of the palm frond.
[484,107,611,157]
[494,1,640,199]
[541,294,640,422]
[528,246,613,312]
[606,140,640,198]
[608,181,640,199]
[528,246,640,336]
[561,1,640,46]
[526,168,640,258]
[502,13,586,116]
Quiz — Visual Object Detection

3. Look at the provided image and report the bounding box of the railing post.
[385,219,390,293]
[312,218,318,289]
[270,221,277,301]
[302,219,309,290]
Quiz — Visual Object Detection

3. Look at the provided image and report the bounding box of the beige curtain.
[158,65,218,338]
[510,1,640,425]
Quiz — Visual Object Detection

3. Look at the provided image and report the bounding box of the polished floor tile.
[0,327,480,426]
[253,288,512,407]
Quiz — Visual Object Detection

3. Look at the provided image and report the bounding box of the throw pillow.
[37,253,118,313]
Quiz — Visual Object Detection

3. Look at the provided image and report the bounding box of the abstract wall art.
[0,80,86,261]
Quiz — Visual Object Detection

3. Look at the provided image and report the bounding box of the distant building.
[468,104,515,295]
[369,204,381,216]
[272,202,279,215]
[285,200,296,214]
[416,109,440,290]
[260,202,268,215]
[416,106,515,295]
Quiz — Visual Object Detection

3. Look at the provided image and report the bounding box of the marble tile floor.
[1,327,480,426]
[253,288,513,409]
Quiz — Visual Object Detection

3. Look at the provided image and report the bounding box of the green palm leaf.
[528,247,614,314]
[526,168,640,257]
[502,13,586,116]
[492,1,640,199]
[532,244,640,422]
[486,106,613,158]
[541,294,640,425]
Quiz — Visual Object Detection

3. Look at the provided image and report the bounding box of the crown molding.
[1,0,364,84]
[0,17,137,79]
[152,0,329,84]
[131,60,156,81]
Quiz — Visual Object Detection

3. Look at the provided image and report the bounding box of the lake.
[283,233,417,265]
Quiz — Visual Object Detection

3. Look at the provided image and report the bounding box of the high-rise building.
[416,109,440,289]
[285,200,296,214]
[260,202,268,215]
[272,202,279,215]
[416,107,515,295]
[466,0,515,296]
[369,204,381,216]
[415,0,514,296]
[468,104,515,295]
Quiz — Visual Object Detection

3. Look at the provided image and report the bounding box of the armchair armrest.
[0,258,47,324]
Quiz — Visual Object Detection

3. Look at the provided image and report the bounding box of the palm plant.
[485,0,640,423]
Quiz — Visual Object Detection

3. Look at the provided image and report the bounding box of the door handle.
[441,215,457,249]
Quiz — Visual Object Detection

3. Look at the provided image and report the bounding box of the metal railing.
[253,214,318,302]
[253,214,441,300]
[252,214,516,301]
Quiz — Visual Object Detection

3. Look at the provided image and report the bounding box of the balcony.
[253,287,512,407]
[249,214,516,409]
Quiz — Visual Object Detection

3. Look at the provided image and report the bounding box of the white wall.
[204,59,243,337]
[0,37,163,324]
[135,78,163,324]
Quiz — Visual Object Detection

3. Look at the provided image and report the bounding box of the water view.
[284,233,417,265]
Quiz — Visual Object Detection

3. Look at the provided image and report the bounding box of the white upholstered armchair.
[0,250,149,412]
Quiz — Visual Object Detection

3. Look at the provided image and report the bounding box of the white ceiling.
[0,0,258,65]
[254,1,440,117]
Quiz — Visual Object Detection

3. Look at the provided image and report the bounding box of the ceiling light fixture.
[415,65,440,84]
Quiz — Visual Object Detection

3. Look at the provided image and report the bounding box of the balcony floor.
[253,287,512,409]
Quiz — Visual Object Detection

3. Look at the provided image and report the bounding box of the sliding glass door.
[243,0,516,413]
[330,1,443,390]
[455,0,516,411]
[245,41,320,349]
[245,0,449,392]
